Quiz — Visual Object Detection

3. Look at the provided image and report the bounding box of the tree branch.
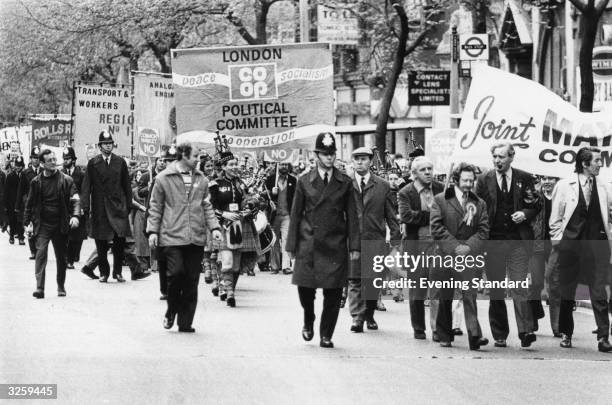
[226,10,258,45]
[568,0,587,12]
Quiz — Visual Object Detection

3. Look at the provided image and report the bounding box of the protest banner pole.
[70,81,77,145]
[299,0,310,43]
[130,72,135,160]
[450,26,459,129]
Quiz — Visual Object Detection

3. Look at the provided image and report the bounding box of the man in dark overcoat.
[5,156,25,244]
[286,132,360,349]
[16,146,42,257]
[81,131,133,283]
[61,146,87,269]
[347,146,400,333]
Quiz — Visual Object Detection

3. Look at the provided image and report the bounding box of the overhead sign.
[171,43,335,150]
[137,127,160,157]
[454,65,612,179]
[133,74,176,150]
[408,70,450,106]
[72,83,133,160]
[317,4,359,45]
[31,117,71,147]
[459,34,489,61]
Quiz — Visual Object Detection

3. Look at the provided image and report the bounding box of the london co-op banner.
[171,43,335,160]
[453,65,612,180]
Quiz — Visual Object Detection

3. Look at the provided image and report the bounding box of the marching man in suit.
[549,147,612,352]
[475,142,540,348]
[398,156,444,340]
[81,131,133,283]
[286,132,360,349]
[347,147,401,333]
[430,163,490,350]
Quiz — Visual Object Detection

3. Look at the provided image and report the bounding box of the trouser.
[34,226,67,291]
[202,251,220,287]
[347,278,377,322]
[435,268,483,343]
[95,234,126,278]
[28,235,37,255]
[298,286,343,339]
[67,239,84,263]
[486,240,533,340]
[270,214,291,270]
[164,244,203,329]
[408,265,439,332]
[557,241,610,340]
[528,251,547,329]
[545,247,561,334]
[452,300,464,329]
[153,247,167,295]
[219,250,257,298]
[8,210,23,239]
[87,240,142,275]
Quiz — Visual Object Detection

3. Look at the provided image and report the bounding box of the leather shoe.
[114,274,126,283]
[598,338,612,353]
[29,254,36,260]
[560,334,572,348]
[99,276,108,283]
[32,290,44,299]
[494,339,507,348]
[203,271,213,284]
[350,320,364,333]
[131,271,151,281]
[66,263,74,269]
[553,331,562,338]
[211,286,219,297]
[432,332,440,342]
[320,337,334,348]
[9,237,14,244]
[18,239,25,245]
[592,329,598,334]
[282,268,293,275]
[302,325,314,341]
[270,269,279,274]
[163,313,176,329]
[219,291,227,301]
[160,294,167,300]
[469,337,489,350]
[58,288,66,297]
[366,319,378,330]
[452,328,463,336]
[178,326,196,333]
[227,297,236,307]
[439,341,452,348]
[81,266,99,280]
[414,330,426,340]
[520,332,537,348]
[376,301,386,311]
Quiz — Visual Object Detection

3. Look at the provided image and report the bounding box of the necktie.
[585,177,592,205]
[106,157,111,166]
[323,172,328,186]
[462,192,468,209]
[360,178,366,195]
[501,174,508,194]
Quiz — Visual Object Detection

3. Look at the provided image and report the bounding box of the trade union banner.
[453,65,612,179]
[0,125,31,165]
[171,43,335,151]
[30,116,71,148]
[425,128,457,174]
[72,83,133,160]
[133,73,175,157]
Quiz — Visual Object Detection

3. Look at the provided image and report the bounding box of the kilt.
[211,218,261,253]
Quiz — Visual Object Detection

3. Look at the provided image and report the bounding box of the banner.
[317,4,359,45]
[263,148,300,165]
[0,125,31,159]
[425,128,457,174]
[453,65,612,179]
[72,83,133,160]
[171,43,335,151]
[31,116,71,147]
[133,74,175,155]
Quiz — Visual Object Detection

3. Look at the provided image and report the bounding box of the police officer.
[61,146,87,269]
[286,132,360,348]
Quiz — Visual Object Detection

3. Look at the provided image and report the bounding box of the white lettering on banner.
[172,72,230,88]
[453,65,612,179]
[277,65,334,84]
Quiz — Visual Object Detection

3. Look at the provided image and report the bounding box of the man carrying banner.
[81,131,133,283]
[61,146,87,269]
[17,146,42,258]
[5,156,25,245]
[347,147,400,333]
[475,142,539,348]
[286,132,360,349]
[549,147,612,352]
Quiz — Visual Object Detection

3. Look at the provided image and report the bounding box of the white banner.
[453,66,612,180]
[0,125,31,161]
[425,128,457,174]
[317,4,359,45]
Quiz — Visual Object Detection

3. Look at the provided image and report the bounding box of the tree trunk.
[375,0,408,154]
[578,10,598,112]
[256,2,270,44]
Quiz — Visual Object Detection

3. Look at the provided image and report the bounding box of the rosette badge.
[463,201,478,226]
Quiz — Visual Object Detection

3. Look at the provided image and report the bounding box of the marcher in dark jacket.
[5,157,25,244]
[61,147,87,268]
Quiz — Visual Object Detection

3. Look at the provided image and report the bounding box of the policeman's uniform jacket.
[81,153,133,240]
[62,165,87,240]
[286,167,360,289]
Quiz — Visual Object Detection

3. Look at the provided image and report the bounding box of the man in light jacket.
[147,142,222,333]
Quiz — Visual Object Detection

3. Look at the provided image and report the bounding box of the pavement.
[1,239,612,405]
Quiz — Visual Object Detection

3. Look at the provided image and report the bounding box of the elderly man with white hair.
[398,156,445,340]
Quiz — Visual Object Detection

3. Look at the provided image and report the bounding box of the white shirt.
[495,167,512,191]
[317,166,333,183]
[354,172,371,193]
[578,173,594,203]
[455,186,468,209]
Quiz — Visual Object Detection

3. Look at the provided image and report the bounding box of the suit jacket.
[549,174,612,261]
[62,166,85,194]
[0,170,6,224]
[265,173,297,221]
[81,153,132,240]
[398,180,444,253]
[430,187,489,256]
[286,167,360,289]
[475,168,539,250]
[62,165,87,240]
[16,166,42,214]
[4,170,21,210]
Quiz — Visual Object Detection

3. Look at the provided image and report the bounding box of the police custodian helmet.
[314,132,337,154]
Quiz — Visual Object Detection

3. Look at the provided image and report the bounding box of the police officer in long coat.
[81,131,133,283]
[61,146,87,269]
[286,132,360,349]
